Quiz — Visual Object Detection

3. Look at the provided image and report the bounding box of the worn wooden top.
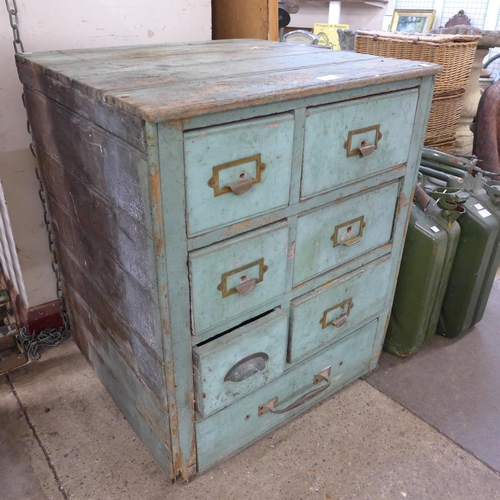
[16,39,441,123]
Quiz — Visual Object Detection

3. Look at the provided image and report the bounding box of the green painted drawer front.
[193,309,288,418]
[189,222,290,335]
[289,256,391,362]
[196,319,378,472]
[293,181,399,285]
[301,89,418,198]
[184,114,294,236]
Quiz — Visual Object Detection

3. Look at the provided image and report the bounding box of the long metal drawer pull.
[224,352,269,383]
[320,299,354,329]
[344,125,382,158]
[258,366,331,416]
[208,154,266,197]
[217,258,268,298]
[331,216,366,247]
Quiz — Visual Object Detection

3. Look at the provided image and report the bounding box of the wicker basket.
[355,31,480,95]
[425,90,465,143]
[423,137,456,155]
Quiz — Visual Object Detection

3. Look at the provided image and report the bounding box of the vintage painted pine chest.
[16,40,439,481]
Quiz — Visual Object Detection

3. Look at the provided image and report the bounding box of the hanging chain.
[5,0,25,54]
[4,0,71,358]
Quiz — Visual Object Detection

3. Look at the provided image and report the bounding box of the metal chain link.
[5,0,25,53]
[4,0,71,358]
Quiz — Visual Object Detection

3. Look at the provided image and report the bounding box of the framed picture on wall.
[390,9,436,33]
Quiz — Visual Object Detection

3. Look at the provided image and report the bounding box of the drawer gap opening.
[195,308,278,348]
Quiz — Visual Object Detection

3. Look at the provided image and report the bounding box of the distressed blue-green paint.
[293,181,400,285]
[289,255,391,362]
[301,89,419,199]
[184,114,294,236]
[369,75,437,371]
[189,221,290,335]
[186,165,404,252]
[193,308,288,418]
[196,320,378,472]
[88,344,173,478]
[17,41,439,480]
[156,121,197,479]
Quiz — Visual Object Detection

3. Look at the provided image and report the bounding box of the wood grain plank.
[21,42,321,98]
[18,64,146,153]
[67,287,166,405]
[24,88,151,229]
[86,341,173,479]
[36,145,158,302]
[157,122,197,480]
[103,58,440,122]
[17,41,441,122]
[57,241,164,387]
[212,0,274,40]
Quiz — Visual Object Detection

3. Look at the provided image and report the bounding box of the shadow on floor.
[367,280,500,473]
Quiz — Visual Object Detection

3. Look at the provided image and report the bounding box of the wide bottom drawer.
[195,319,378,472]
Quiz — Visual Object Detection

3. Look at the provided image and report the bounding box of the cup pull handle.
[258,367,331,416]
[234,279,257,296]
[332,314,348,328]
[359,143,376,156]
[225,352,269,382]
[227,178,254,195]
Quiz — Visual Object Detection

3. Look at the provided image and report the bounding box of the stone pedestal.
[455,47,488,154]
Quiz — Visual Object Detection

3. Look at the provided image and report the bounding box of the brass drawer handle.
[344,125,383,158]
[235,279,257,296]
[359,141,376,157]
[224,352,269,383]
[217,258,268,298]
[208,154,266,197]
[258,366,331,416]
[331,216,366,247]
[227,178,254,195]
[320,299,354,329]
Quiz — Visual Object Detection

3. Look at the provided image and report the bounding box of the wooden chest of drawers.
[16,40,439,481]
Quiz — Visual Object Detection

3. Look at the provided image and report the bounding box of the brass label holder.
[208,154,266,197]
[217,258,268,298]
[331,216,366,247]
[320,298,354,329]
[344,125,382,158]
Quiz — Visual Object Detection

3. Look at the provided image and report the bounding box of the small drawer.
[196,319,378,472]
[289,256,391,362]
[193,309,288,418]
[189,221,290,335]
[184,114,294,236]
[301,89,418,199]
[293,181,399,285]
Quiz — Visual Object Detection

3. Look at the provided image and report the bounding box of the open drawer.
[193,309,288,418]
[196,319,378,472]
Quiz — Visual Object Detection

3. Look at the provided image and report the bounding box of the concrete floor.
[2,278,500,499]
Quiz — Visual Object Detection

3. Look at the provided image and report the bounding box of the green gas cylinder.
[419,165,500,337]
[384,185,464,356]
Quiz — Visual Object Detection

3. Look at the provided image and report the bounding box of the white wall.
[0,0,211,308]
[290,1,391,31]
